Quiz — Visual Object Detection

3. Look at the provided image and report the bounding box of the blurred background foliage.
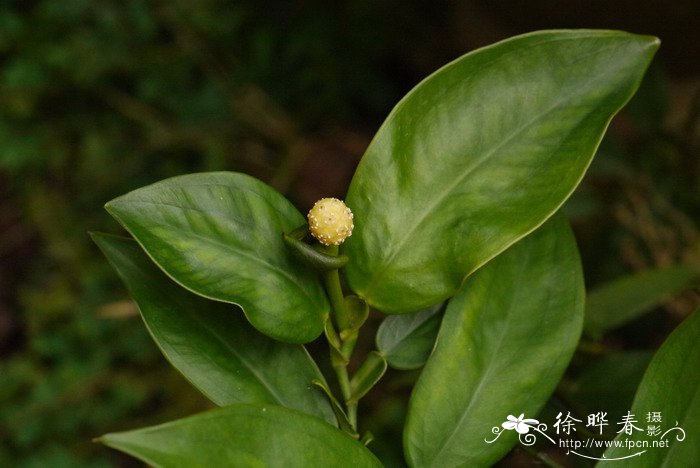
[0,1,697,466]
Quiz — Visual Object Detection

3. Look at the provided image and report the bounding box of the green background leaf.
[600,309,700,466]
[564,351,653,430]
[404,215,584,467]
[91,233,335,426]
[105,171,329,343]
[344,30,658,313]
[584,265,699,339]
[100,404,382,468]
[376,304,443,370]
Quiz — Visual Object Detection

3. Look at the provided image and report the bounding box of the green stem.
[322,256,351,330]
[321,243,358,432]
[331,362,357,428]
[331,334,358,431]
[334,363,352,401]
[347,402,358,428]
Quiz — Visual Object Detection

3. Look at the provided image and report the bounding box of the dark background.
[1,1,698,466]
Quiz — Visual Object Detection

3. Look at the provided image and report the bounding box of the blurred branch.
[96,300,139,319]
[97,86,170,133]
[614,181,700,317]
[154,0,297,143]
[154,0,306,193]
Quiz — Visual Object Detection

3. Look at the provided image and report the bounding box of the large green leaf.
[104,172,328,343]
[584,265,699,339]
[344,30,658,313]
[376,304,443,370]
[99,404,382,468]
[404,215,584,467]
[600,309,700,466]
[91,233,335,425]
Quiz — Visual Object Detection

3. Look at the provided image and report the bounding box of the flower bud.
[307,198,354,246]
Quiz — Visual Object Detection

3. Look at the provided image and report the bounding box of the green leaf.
[91,233,335,426]
[349,351,388,404]
[404,215,584,467]
[600,309,700,466]
[584,265,699,339]
[344,30,658,313]
[344,295,370,332]
[564,352,653,430]
[338,296,370,362]
[311,379,358,438]
[99,404,382,468]
[376,304,443,370]
[324,317,344,354]
[104,172,329,343]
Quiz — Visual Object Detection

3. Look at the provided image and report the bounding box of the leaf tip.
[88,230,107,248]
[92,434,108,444]
[103,195,131,221]
[641,35,661,58]
[629,33,661,59]
[89,231,126,250]
[103,199,117,215]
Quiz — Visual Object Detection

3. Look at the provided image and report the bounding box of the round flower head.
[308,198,354,246]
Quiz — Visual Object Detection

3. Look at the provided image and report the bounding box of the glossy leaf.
[601,309,700,466]
[584,265,699,339]
[99,404,382,468]
[91,233,335,425]
[105,172,329,343]
[376,304,443,370]
[344,30,658,312]
[404,215,584,467]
